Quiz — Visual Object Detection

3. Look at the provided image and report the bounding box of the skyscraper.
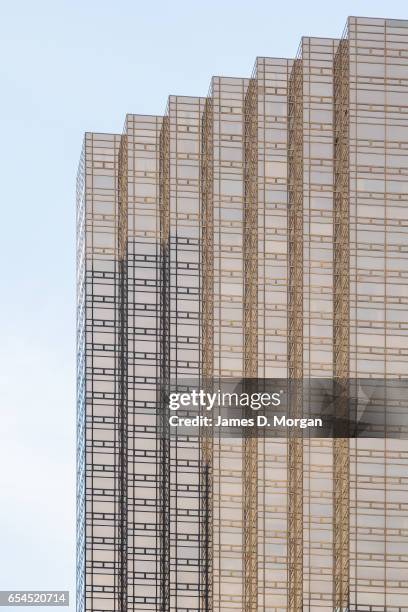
[77,16,408,611]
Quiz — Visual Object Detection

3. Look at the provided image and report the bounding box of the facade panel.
[77,132,125,612]
[163,95,205,612]
[250,57,292,611]
[123,115,162,610]
[208,76,248,611]
[300,37,338,610]
[346,17,408,610]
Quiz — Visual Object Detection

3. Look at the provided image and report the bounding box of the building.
[76,16,408,612]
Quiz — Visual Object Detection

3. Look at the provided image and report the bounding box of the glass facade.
[161,96,205,611]
[344,18,408,610]
[77,16,408,611]
[123,114,162,610]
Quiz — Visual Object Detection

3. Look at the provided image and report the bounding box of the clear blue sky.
[0,0,406,609]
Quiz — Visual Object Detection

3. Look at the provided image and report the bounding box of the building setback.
[77,16,408,612]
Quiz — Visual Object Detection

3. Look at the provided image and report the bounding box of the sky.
[0,0,407,609]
